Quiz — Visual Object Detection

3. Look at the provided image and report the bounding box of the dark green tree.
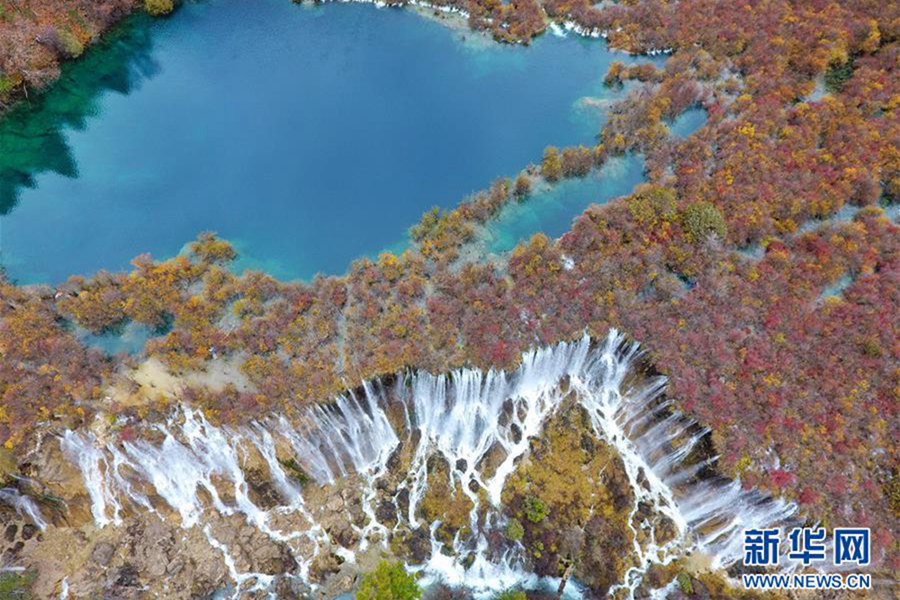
[495,590,527,600]
[356,561,422,600]
[681,201,727,242]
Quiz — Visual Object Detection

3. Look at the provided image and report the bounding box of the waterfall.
[0,487,47,531]
[568,335,798,598]
[59,330,797,598]
[60,430,123,527]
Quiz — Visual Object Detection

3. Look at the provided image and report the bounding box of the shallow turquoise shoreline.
[0,0,662,284]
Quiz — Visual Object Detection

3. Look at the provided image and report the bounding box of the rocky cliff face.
[1,332,801,599]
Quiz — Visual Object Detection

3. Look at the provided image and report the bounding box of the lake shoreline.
[1,0,655,284]
[0,0,674,124]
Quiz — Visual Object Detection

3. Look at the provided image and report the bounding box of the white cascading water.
[58,330,797,598]
[0,486,47,531]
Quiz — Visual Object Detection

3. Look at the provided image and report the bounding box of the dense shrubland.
[0,0,896,580]
[0,0,155,110]
[5,200,892,568]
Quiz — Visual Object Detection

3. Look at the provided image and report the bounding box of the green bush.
[145,0,175,16]
[495,590,527,600]
[523,496,548,524]
[627,185,677,229]
[0,72,22,105]
[541,147,562,182]
[677,572,693,594]
[861,337,883,357]
[356,561,421,600]
[58,30,84,58]
[410,206,442,241]
[0,76,14,95]
[514,173,531,199]
[0,572,35,599]
[505,518,524,542]
[824,57,855,93]
[681,201,727,242]
[278,457,311,485]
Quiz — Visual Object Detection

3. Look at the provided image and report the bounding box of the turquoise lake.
[484,155,644,254]
[0,0,656,284]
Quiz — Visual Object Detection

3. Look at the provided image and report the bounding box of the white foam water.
[61,330,797,598]
[60,430,123,527]
[0,486,47,530]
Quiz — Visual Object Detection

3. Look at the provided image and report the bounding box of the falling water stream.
[0,487,47,531]
[46,331,798,598]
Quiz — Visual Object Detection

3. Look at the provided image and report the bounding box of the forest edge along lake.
[0,0,665,284]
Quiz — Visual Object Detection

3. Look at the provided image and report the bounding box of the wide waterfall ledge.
[25,330,798,598]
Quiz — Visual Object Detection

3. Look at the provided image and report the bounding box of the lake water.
[669,106,707,137]
[484,154,644,254]
[73,321,157,355]
[0,0,655,284]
